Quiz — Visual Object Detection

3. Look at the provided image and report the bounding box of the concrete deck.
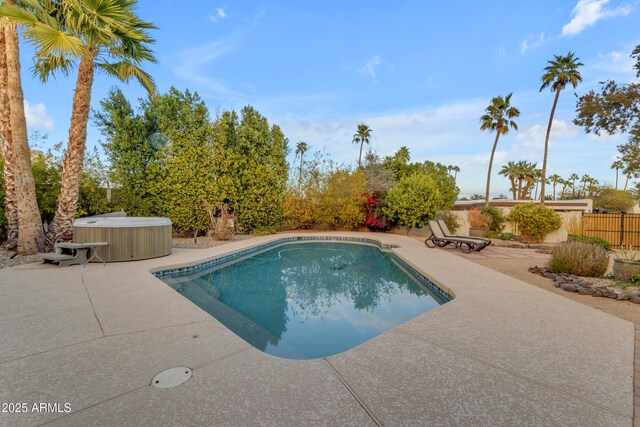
[0,232,633,426]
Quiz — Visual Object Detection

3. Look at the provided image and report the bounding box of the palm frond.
[97,60,157,95]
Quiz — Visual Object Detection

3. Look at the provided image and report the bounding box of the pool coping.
[0,231,634,426]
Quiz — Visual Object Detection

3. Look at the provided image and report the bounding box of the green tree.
[568,173,579,197]
[316,170,367,229]
[383,171,446,232]
[480,93,520,207]
[539,52,583,204]
[352,123,372,167]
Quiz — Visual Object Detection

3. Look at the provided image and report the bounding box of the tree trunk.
[49,49,97,242]
[625,175,630,191]
[552,182,557,200]
[517,178,523,200]
[484,131,500,207]
[509,178,516,200]
[0,26,17,249]
[3,21,44,254]
[298,155,303,187]
[358,141,363,167]
[540,87,561,205]
[615,170,619,190]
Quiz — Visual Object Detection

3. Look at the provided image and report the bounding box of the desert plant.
[567,235,611,251]
[616,244,639,261]
[565,215,582,236]
[207,202,237,241]
[468,207,490,228]
[481,206,505,233]
[507,203,562,243]
[496,232,515,240]
[436,211,460,233]
[547,241,609,277]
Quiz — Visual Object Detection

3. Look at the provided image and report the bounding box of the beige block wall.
[434,209,582,243]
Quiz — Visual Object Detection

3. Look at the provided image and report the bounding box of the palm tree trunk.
[358,141,364,167]
[517,178,523,200]
[0,26,17,249]
[484,132,500,207]
[3,20,44,254]
[540,87,561,205]
[625,175,630,191]
[298,155,303,187]
[552,182,556,200]
[615,170,619,190]
[49,49,97,242]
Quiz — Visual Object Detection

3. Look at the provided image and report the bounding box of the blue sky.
[19,0,640,196]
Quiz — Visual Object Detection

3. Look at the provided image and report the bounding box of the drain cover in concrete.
[151,367,192,388]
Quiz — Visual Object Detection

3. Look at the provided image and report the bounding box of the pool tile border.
[153,236,452,303]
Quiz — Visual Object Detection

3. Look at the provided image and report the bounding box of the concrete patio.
[0,233,633,426]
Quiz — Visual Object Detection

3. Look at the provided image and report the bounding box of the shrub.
[481,206,505,233]
[496,232,514,240]
[363,194,392,230]
[565,215,582,236]
[316,170,368,229]
[630,273,640,285]
[547,241,609,277]
[468,207,490,228]
[507,203,562,243]
[383,172,445,230]
[282,189,316,229]
[436,211,460,233]
[567,235,611,251]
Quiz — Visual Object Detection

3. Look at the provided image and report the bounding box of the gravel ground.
[0,248,43,269]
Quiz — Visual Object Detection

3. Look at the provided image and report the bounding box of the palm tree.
[448,165,460,181]
[0,2,61,254]
[295,141,308,186]
[499,161,519,200]
[580,174,591,198]
[547,174,562,200]
[1,0,158,241]
[532,169,543,200]
[480,93,519,207]
[518,161,537,199]
[611,160,624,190]
[539,52,583,204]
[568,173,579,198]
[558,178,569,199]
[352,123,372,167]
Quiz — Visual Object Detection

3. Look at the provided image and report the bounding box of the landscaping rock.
[618,293,630,301]
[630,294,640,304]
[560,283,577,292]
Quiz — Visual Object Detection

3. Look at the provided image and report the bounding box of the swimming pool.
[157,239,451,359]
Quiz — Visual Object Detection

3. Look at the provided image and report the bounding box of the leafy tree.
[383,171,446,231]
[382,146,411,179]
[507,203,562,243]
[360,151,396,196]
[480,93,519,207]
[148,88,215,237]
[95,88,160,216]
[539,52,583,204]
[594,188,635,212]
[352,123,372,167]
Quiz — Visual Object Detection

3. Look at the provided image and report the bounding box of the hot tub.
[73,217,172,262]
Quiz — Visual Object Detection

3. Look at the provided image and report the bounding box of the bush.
[567,235,611,251]
[547,241,609,277]
[481,206,505,233]
[316,170,368,229]
[468,207,490,228]
[436,211,460,233]
[496,232,514,240]
[383,172,445,229]
[363,194,392,231]
[282,189,316,229]
[507,203,562,243]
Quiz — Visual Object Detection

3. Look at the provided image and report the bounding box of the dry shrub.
[547,241,609,277]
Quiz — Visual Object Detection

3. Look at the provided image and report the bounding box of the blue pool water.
[160,241,448,359]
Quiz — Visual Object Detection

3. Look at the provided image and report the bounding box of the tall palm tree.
[518,161,537,199]
[499,161,519,200]
[547,174,562,200]
[539,52,583,204]
[294,141,308,186]
[611,160,624,190]
[480,93,519,207]
[448,165,460,181]
[1,0,158,241]
[0,1,61,254]
[352,123,372,167]
[568,173,579,198]
[580,174,591,198]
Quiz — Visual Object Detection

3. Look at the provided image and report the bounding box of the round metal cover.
[151,367,192,388]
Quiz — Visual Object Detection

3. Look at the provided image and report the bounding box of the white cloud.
[209,7,227,23]
[515,119,579,149]
[519,32,551,55]
[24,101,53,131]
[562,0,631,37]
[358,55,381,79]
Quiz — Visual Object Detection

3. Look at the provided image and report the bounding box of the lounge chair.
[425,220,490,253]
[437,219,491,247]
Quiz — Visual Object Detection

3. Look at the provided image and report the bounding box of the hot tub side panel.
[74,225,172,262]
